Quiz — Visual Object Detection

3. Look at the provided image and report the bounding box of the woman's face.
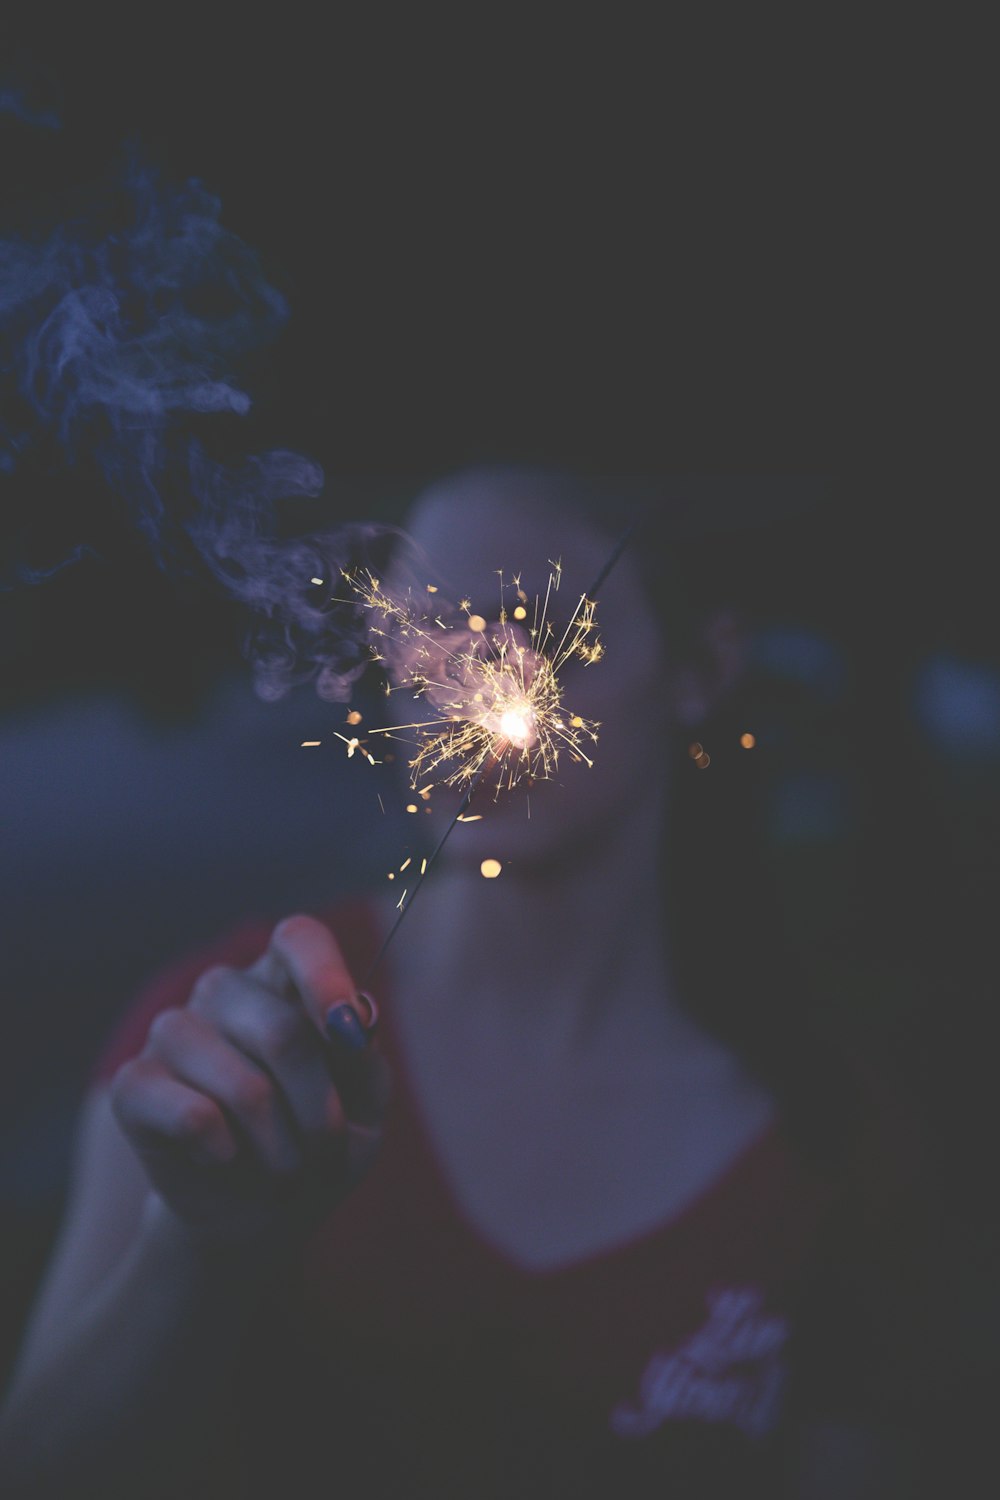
[387,476,672,869]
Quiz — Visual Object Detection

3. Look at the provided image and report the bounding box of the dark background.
[2,10,997,1450]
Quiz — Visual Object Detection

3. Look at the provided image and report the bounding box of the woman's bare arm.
[0,1089,286,1494]
[0,916,385,1496]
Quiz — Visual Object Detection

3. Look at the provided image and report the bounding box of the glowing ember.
[333,731,377,765]
[480,859,503,879]
[498,704,534,746]
[740,732,756,749]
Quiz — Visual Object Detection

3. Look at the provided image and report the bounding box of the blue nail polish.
[325,1003,367,1052]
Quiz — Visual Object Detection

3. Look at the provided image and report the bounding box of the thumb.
[251,914,368,1038]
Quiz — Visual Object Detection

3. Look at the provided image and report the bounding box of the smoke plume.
[1,133,391,701]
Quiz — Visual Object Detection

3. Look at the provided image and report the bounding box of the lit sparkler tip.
[341,553,603,797]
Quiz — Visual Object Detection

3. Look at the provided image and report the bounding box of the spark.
[400,857,412,871]
[740,732,756,749]
[336,560,604,797]
[301,740,321,747]
[333,731,377,765]
[480,859,503,879]
[396,887,408,910]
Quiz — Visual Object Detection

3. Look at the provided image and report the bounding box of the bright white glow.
[499,707,533,745]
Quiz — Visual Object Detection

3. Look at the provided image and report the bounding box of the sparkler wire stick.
[358,514,641,992]
[360,759,491,989]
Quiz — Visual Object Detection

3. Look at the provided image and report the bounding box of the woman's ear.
[670,608,747,727]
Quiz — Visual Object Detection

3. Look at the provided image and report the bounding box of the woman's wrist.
[137,1191,299,1292]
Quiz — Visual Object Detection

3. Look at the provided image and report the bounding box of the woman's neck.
[384,798,706,1061]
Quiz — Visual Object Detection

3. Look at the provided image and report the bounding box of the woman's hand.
[110,915,387,1251]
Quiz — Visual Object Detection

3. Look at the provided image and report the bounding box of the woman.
[0,470,915,1496]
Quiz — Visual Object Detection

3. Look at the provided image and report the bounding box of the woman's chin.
[445,795,598,870]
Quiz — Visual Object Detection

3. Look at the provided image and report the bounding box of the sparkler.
[345,516,640,988]
[344,559,605,796]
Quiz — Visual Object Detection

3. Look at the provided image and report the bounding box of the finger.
[243,922,383,1127]
[110,1056,238,1166]
[144,1007,303,1175]
[194,953,385,1133]
[191,969,347,1148]
[254,914,367,1038]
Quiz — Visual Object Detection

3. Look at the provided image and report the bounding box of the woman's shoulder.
[89,895,382,1086]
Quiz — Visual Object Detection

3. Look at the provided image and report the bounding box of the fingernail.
[355,990,379,1030]
[325,1003,368,1052]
